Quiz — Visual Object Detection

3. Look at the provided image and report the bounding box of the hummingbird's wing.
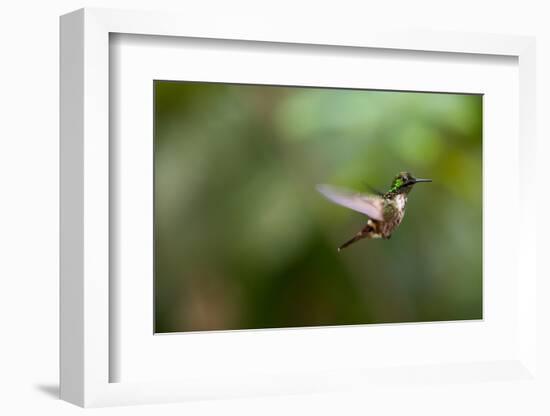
[316,184,384,221]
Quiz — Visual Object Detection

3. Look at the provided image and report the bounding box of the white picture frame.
[60,7,537,408]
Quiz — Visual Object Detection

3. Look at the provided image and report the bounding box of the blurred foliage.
[154,81,482,333]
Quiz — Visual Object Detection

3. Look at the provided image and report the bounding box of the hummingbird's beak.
[413,178,432,183]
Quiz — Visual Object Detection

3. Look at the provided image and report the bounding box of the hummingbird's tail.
[337,224,375,251]
[337,232,366,251]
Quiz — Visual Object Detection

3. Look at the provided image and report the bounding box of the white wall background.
[1,1,548,415]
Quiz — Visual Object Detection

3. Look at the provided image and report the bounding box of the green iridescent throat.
[388,178,404,194]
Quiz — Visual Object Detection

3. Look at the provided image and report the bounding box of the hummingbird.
[316,172,432,251]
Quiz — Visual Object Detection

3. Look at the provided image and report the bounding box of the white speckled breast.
[395,194,407,211]
[377,194,407,238]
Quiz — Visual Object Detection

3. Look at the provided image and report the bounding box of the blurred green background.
[154,81,482,333]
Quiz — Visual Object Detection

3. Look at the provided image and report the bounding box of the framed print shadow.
[60,7,537,408]
[153,81,483,334]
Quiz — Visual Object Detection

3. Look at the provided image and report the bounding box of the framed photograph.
[60,8,537,408]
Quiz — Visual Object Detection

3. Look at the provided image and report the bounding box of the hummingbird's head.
[389,172,432,195]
